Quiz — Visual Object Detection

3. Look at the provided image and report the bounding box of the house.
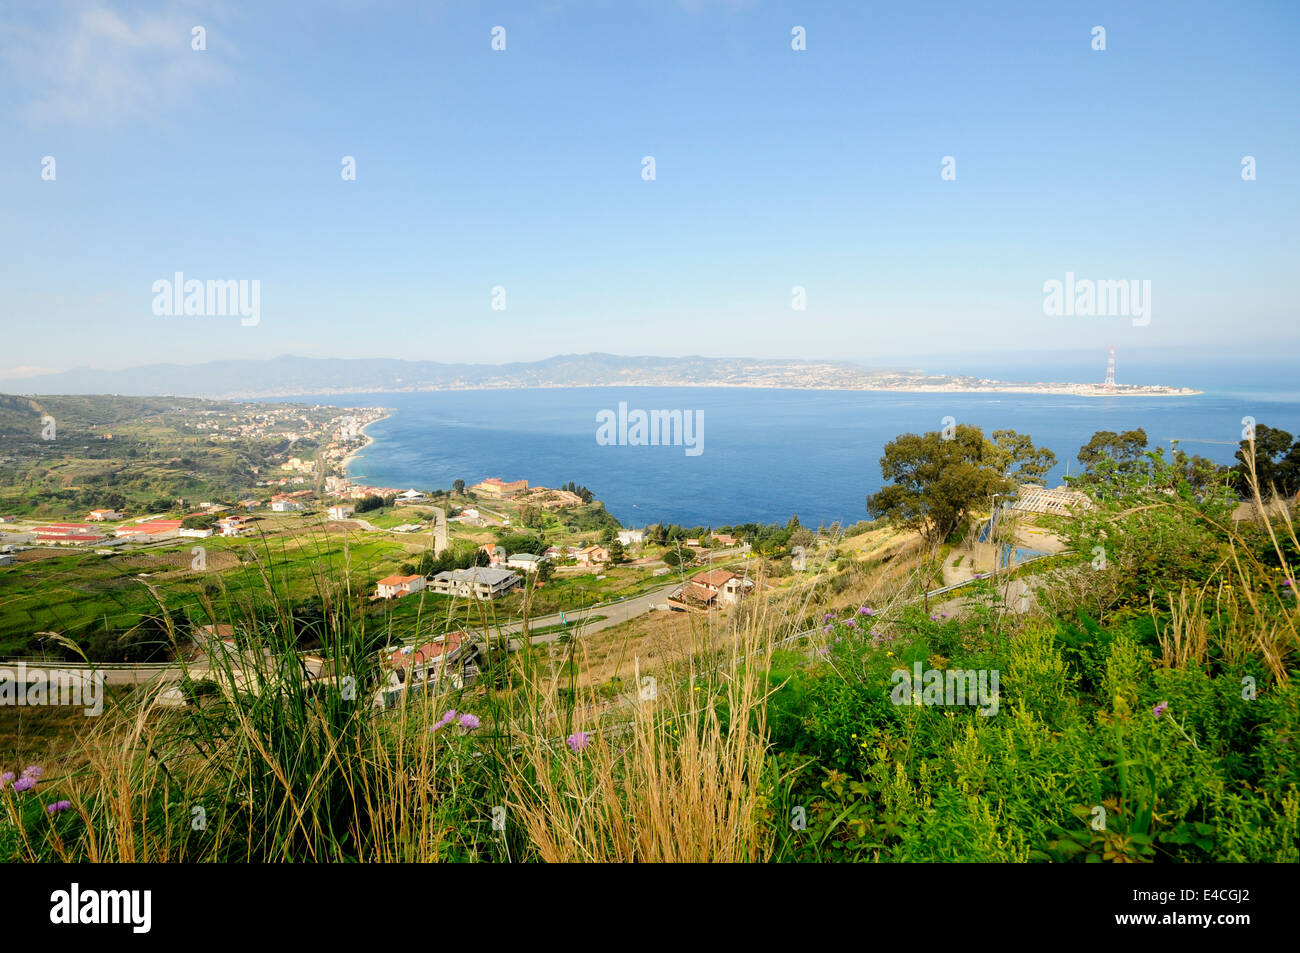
[470,477,529,498]
[215,516,253,537]
[396,489,426,504]
[616,529,645,546]
[87,509,123,521]
[373,632,479,709]
[0,516,18,523]
[270,498,305,512]
[506,553,546,572]
[480,543,509,567]
[376,574,426,599]
[574,545,609,567]
[429,567,521,600]
[543,545,563,560]
[178,527,214,538]
[0,554,14,567]
[328,505,354,520]
[712,533,739,546]
[667,569,755,612]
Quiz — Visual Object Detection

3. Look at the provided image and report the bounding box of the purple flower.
[22,766,43,779]
[566,731,591,752]
[458,713,481,730]
[46,800,72,814]
[1153,700,1169,719]
[823,624,832,634]
[930,614,941,621]
[823,613,833,621]
[845,618,858,629]
[858,606,874,616]
[817,647,830,657]
[12,777,36,793]
[0,772,13,784]
[1284,578,1293,587]
[440,709,457,724]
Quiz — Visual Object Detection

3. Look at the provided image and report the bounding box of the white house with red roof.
[376,573,426,599]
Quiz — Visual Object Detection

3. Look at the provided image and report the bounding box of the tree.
[1077,429,1149,482]
[1230,424,1299,498]
[663,547,694,569]
[452,479,465,495]
[867,425,1011,546]
[988,429,1057,483]
[608,539,626,564]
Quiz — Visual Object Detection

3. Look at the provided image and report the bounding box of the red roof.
[384,632,466,668]
[117,520,183,534]
[36,533,104,542]
[378,574,422,587]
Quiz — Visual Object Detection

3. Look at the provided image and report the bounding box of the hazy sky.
[2,0,1297,376]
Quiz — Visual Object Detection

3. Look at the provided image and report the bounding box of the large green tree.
[867,424,1016,546]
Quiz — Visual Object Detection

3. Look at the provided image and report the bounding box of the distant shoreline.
[340,413,390,474]
[231,381,1204,401]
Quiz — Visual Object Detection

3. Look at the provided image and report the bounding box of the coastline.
[208,381,1204,400]
[340,413,390,475]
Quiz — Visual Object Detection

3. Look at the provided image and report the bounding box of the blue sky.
[1,0,1296,376]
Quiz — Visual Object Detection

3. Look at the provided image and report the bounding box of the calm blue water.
[280,367,1300,528]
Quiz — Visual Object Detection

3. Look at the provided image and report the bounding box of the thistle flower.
[458,713,480,730]
[859,606,875,616]
[845,618,858,628]
[566,731,591,752]
[0,772,13,784]
[12,777,35,793]
[1153,700,1169,719]
[22,766,43,779]
[46,800,72,814]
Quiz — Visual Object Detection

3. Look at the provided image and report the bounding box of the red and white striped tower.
[1104,345,1116,391]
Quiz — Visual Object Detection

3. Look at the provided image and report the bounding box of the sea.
[280,356,1300,529]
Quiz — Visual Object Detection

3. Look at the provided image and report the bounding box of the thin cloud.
[1,4,232,126]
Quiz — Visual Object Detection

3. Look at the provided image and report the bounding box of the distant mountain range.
[0,354,910,398]
[0,352,1197,399]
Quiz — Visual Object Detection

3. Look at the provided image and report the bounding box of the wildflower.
[12,777,36,793]
[817,647,830,657]
[886,651,894,657]
[22,766,43,779]
[566,731,592,752]
[1284,578,1294,587]
[458,713,480,730]
[858,606,874,616]
[930,614,941,621]
[0,772,13,784]
[824,624,832,634]
[1153,701,1169,719]
[429,709,459,733]
[823,612,833,621]
[845,618,858,629]
[46,800,72,814]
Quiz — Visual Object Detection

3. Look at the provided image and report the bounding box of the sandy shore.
[340,413,390,474]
